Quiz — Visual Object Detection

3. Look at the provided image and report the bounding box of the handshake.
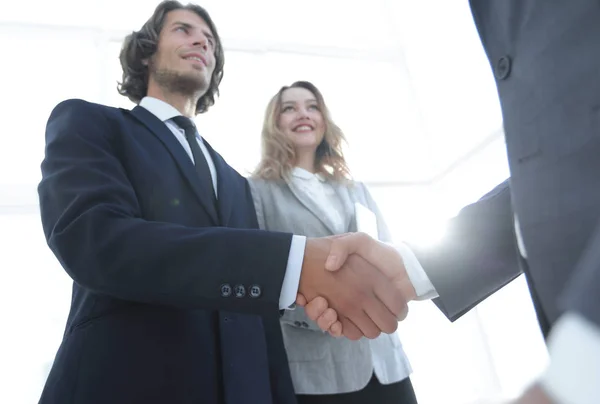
[296,232,418,341]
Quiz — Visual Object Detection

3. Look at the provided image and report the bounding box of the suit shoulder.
[246,176,268,195]
[246,176,265,187]
[247,177,290,205]
[246,176,287,192]
[339,178,363,193]
[46,99,125,142]
[350,179,364,189]
[51,99,120,117]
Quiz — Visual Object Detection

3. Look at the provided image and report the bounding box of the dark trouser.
[296,374,418,404]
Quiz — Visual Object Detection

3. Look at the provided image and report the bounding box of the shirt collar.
[291,167,326,182]
[139,96,185,122]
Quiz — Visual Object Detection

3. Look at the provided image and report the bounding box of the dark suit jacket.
[37,99,297,404]
[414,0,600,335]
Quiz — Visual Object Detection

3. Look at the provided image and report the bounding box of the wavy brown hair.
[117,1,224,114]
[252,81,351,181]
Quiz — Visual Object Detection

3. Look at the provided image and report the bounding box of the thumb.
[296,293,308,306]
[324,233,362,271]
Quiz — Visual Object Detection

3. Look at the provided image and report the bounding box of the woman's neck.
[294,150,316,173]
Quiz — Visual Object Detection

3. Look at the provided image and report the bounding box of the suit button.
[234,284,246,298]
[220,283,232,297]
[294,321,302,327]
[301,322,309,328]
[495,55,512,80]
[249,285,262,298]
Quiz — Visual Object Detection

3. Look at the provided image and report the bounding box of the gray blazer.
[248,176,411,395]
[413,1,600,335]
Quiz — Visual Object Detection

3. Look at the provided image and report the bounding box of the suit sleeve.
[38,100,292,314]
[411,179,523,321]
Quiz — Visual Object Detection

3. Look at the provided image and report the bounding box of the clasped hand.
[296,232,416,340]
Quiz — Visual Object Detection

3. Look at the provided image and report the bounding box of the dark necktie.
[171,116,217,203]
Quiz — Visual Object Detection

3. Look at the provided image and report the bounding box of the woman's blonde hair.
[252,81,351,181]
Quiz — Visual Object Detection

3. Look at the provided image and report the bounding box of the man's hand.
[298,233,417,338]
[325,233,417,303]
[298,236,408,340]
[295,295,343,338]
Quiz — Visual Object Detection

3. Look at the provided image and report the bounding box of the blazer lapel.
[129,106,219,224]
[285,176,340,235]
[331,181,356,233]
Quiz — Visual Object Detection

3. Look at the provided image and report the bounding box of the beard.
[150,63,210,97]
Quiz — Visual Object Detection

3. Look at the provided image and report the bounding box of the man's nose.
[192,35,208,51]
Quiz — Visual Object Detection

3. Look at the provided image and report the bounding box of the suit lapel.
[129,106,219,224]
[285,176,340,235]
[202,140,235,227]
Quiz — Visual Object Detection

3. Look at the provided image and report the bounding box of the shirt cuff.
[540,312,600,404]
[279,235,307,310]
[393,242,439,300]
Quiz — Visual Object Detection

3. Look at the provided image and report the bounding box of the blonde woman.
[248,81,418,404]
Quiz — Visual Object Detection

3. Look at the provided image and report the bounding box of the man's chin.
[176,73,209,94]
[154,69,210,96]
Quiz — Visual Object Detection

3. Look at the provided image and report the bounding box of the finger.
[346,309,382,339]
[303,296,329,322]
[324,233,364,271]
[362,293,400,335]
[296,293,308,307]
[372,273,411,321]
[348,235,405,282]
[328,233,406,284]
[325,233,350,240]
[375,285,409,322]
[328,321,343,338]
[346,253,408,324]
[316,308,338,332]
[339,316,364,341]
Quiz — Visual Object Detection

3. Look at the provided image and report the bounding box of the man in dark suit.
[37,2,410,403]
[305,2,600,403]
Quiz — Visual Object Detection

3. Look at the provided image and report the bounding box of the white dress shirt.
[139,97,304,310]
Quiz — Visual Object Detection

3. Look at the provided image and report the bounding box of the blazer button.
[234,284,246,298]
[301,322,309,328]
[220,284,232,297]
[294,321,302,327]
[249,285,262,298]
[495,55,512,80]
